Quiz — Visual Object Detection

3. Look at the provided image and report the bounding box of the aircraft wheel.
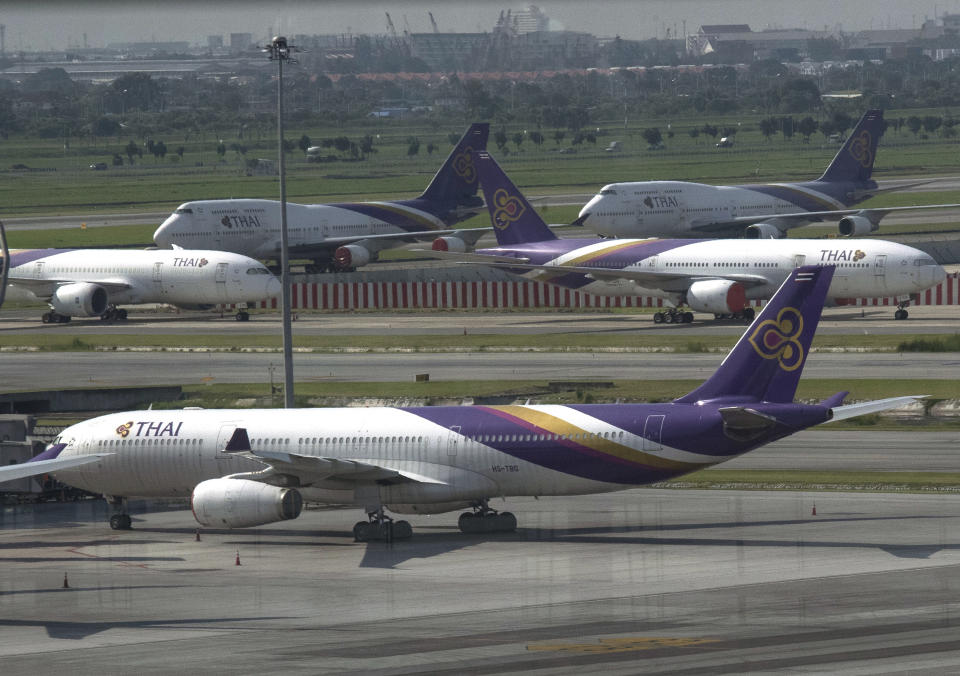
[42,313,51,324]
[664,312,675,324]
[118,309,128,320]
[743,307,756,322]
[394,520,413,539]
[497,512,517,532]
[58,314,71,324]
[458,512,478,534]
[894,309,908,320]
[109,514,132,530]
[653,312,664,324]
[235,311,250,322]
[353,521,372,542]
[683,312,694,323]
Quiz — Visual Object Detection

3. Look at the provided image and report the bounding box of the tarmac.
[3,489,960,673]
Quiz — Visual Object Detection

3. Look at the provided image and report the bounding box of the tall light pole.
[265,36,297,408]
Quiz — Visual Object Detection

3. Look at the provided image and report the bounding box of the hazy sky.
[3,0,960,51]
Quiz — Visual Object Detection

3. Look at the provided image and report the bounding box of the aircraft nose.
[266,274,282,298]
[153,215,178,248]
[578,195,601,225]
[927,261,947,288]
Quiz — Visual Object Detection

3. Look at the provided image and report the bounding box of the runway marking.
[527,636,718,653]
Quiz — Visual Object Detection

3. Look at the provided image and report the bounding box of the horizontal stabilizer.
[827,396,926,423]
[0,453,112,484]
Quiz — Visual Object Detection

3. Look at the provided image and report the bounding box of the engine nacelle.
[686,279,747,314]
[191,478,303,528]
[431,236,468,253]
[333,244,372,270]
[50,282,108,317]
[838,214,879,237]
[743,223,786,239]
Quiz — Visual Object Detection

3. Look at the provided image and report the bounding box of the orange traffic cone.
[235,549,241,566]
[195,529,201,542]
[63,573,69,588]
[811,503,817,516]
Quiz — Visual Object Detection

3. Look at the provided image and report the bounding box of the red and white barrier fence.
[245,274,960,311]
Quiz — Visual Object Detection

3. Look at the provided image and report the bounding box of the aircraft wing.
[8,276,132,299]
[0,453,112,484]
[690,203,960,233]
[222,429,446,486]
[850,179,940,201]
[826,396,926,423]
[414,252,770,289]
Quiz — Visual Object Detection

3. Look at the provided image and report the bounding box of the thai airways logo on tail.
[491,188,527,230]
[452,146,478,184]
[848,130,873,168]
[747,307,805,371]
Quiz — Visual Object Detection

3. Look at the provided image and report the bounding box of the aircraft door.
[212,423,240,474]
[641,415,664,452]
[447,425,461,459]
[33,261,44,279]
[152,262,165,296]
[874,254,886,277]
[793,254,806,269]
[215,262,229,301]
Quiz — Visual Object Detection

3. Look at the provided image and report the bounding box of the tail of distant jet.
[675,265,835,405]
[818,109,883,184]
[418,123,489,208]
[475,151,557,246]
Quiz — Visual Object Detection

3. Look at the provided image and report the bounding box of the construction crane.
[385,12,397,38]
[428,12,439,33]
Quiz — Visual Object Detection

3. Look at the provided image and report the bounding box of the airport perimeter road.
[1,304,958,337]
[3,490,960,673]
[0,351,958,390]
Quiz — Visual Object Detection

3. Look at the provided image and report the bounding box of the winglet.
[224,428,252,453]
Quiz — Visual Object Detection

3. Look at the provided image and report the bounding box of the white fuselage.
[580,180,844,237]
[511,238,944,304]
[10,248,280,308]
[48,407,722,509]
[153,198,446,259]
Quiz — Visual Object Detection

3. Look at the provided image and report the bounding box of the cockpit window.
[175,207,193,214]
[914,256,937,266]
[600,188,617,196]
[246,267,271,275]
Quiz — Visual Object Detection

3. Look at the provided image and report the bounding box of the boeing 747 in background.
[153,123,489,272]
[579,109,959,239]
[0,265,920,539]
[420,151,945,323]
[5,248,280,322]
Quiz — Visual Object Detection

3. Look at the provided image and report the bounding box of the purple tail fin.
[818,109,883,184]
[419,123,489,207]
[675,265,836,405]
[475,151,557,245]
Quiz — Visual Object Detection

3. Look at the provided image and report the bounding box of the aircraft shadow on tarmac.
[0,615,290,641]
[354,514,957,568]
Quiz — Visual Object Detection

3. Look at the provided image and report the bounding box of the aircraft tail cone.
[63,573,69,589]
[235,549,241,566]
[812,504,817,516]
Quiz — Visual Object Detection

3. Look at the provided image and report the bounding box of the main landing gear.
[235,310,250,322]
[713,308,756,324]
[108,497,132,530]
[458,500,517,534]
[353,506,412,542]
[653,309,694,324]
[41,311,71,324]
[100,306,128,321]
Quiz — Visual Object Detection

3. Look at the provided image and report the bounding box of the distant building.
[207,35,224,50]
[229,33,254,53]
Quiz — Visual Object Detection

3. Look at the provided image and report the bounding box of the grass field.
[3,108,960,219]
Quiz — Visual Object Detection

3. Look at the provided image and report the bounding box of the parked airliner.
[0,265,920,539]
[5,248,280,322]
[153,123,489,272]
[579,110,958,239]
[422,151,944,323]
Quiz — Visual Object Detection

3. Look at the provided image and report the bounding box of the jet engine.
[686,279,747,314]
[431,236,468,253]
[743,223,786,239]
[333,244,371,270]
[837,214,879,237]
[191,478,303,528]
[50,282,108,317]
